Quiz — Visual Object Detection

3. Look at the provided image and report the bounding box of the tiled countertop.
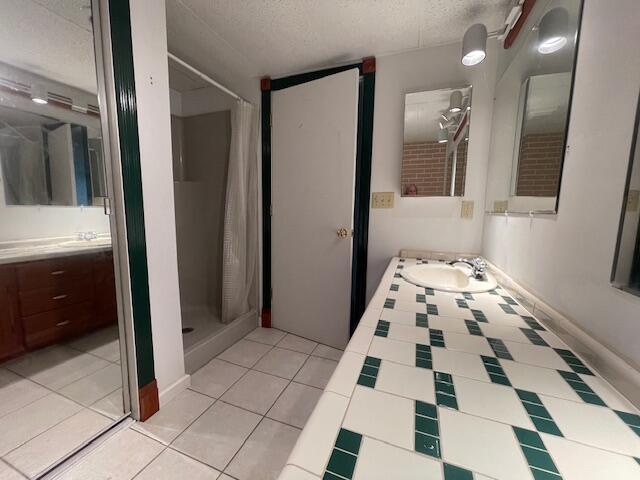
[0,239,111,264]
[279,257,640,480]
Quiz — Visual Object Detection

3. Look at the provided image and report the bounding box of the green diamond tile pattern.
[489,289,499,295]
[499,303,517,314]
[425,287,435,296]
[513,426,563,480]
[390,284,399,292]
[462,292,474,300]
[416,313,429,328]
[502,296,518,305]
[416,343,433,369]
[465,320,484,336]
[384,298,396,309]
[416,293,426,303]
[434,371,458,410]
[430,329,446,348]
[471,309,488,323]
[487,337,513,360]
[554,348,594,376]
[521,328,549,346]
[414,400,441,458]
[323,428,363,480]
[614,410,640,437]
[481,355,512,386]
[456,299,469,309]
[427,303,439,315]
[374,319,390,338]
[357,356,381,388]
[394,272,402,278]
[522,315,546,331]
[444,463,474,480]
[557,371,606,406]
[516,389,563,436]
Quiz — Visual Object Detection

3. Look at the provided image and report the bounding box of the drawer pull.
[52,294,68,300]
[51,270,66,276]
[56,320,71,327]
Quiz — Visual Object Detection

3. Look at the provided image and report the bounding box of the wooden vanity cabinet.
[0,266,24,362]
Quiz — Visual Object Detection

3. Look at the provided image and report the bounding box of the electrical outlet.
[628,190,640,212]
[372,192,394,209]
[461,200,474,219]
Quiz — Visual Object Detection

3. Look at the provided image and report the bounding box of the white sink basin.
[400,263,497,293]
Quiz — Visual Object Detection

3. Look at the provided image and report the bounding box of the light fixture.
[30,84,48,104]
[449,91,462,113]
[438,128,449,144]
[538,8,568,54]
[461,23,487,66]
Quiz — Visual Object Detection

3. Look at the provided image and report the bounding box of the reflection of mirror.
[401,86,472,197]
[0,105,106,206]
[612,97,640,297]
[485,0,582,213]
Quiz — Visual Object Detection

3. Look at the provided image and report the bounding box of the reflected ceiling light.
[440,113,448,121]
[31,84,48,104]
[461,23,487,66]
[538,8,568,54]
[438,120,445,129]
[438,128,449,143]
[449,90,462,113]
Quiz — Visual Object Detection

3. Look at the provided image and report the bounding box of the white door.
[48,124,76,205]
[271,69,359,349]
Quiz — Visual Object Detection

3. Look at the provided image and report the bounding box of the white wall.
[482,0,640,368]
[366,41,498,300]
[130,0,187,399]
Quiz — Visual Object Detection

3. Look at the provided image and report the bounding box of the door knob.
[336,228,351,239]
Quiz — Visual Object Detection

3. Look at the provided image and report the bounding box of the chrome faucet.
[449,257,487,280]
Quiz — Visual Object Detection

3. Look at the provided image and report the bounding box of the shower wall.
[172,111,231,317]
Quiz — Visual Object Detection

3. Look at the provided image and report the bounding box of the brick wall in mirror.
[401,85,471,197]
[484,0,583,214]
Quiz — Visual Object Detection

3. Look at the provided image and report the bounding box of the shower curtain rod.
[167,52,248,103]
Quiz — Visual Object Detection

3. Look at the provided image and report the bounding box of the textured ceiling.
[168,0,511,79]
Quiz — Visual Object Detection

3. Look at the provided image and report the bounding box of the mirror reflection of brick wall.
[516,132,564,196]
[401,141,467,196]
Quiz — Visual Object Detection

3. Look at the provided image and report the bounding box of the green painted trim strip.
[108,0,155,387]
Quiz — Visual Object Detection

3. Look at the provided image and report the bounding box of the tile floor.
[0,326,125,479]
[47,328,341,480]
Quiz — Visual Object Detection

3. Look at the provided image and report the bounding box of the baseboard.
[486,259,640,408]
[158,374,191,408]
[138,379,160,421]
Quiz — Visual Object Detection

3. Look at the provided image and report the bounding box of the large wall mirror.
[485,0,583,213]
[401,85,472,197]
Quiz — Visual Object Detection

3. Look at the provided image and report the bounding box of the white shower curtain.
[221,100,259,324]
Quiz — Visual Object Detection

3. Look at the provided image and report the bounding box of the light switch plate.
[461,200,474,219]
[372,192,394,209]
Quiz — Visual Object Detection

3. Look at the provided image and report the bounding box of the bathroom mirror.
[401,85,472,197]
[485,0,583,213]
[612,96,640,297]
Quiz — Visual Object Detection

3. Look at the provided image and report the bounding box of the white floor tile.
[311,344,343,361]
[504,341,568,370]
[217,340,272,368]
[443,332,494,356]
[135,448,220,480]
[220,370,288,415]
[287,392,349,476]
[267,382,322,428]
[172,401,261,470]
[432,348,489,382]
[542,395,640,457]
[133,390,214,445]
[225,418,300,480]
[439,409,531,480]
[4,409,111,478]
[0,393,81,456]
[353,436,442,480]
[293,357,338,389]
[58,364,123,406]
[277,334,318,354]
[0,376,49,419]
[90,389,125,420]
[387,324,429,344]
[68,326,121,363]
[56,428,163,480]
[543,433,640,480]
[454,376,533,429]
[0,460,25,480]
[245,327,287,346]
[500,361,580,401]
[325,351,365,398]
[367,337,414,366]
[189,359,248,399]
[375,360,435,404]
[253,348,308,379]
[343,386,413,450]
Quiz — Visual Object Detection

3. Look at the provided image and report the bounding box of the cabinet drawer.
[22,302,92,349]
[16,255,95,291]
[18,276,94,317]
